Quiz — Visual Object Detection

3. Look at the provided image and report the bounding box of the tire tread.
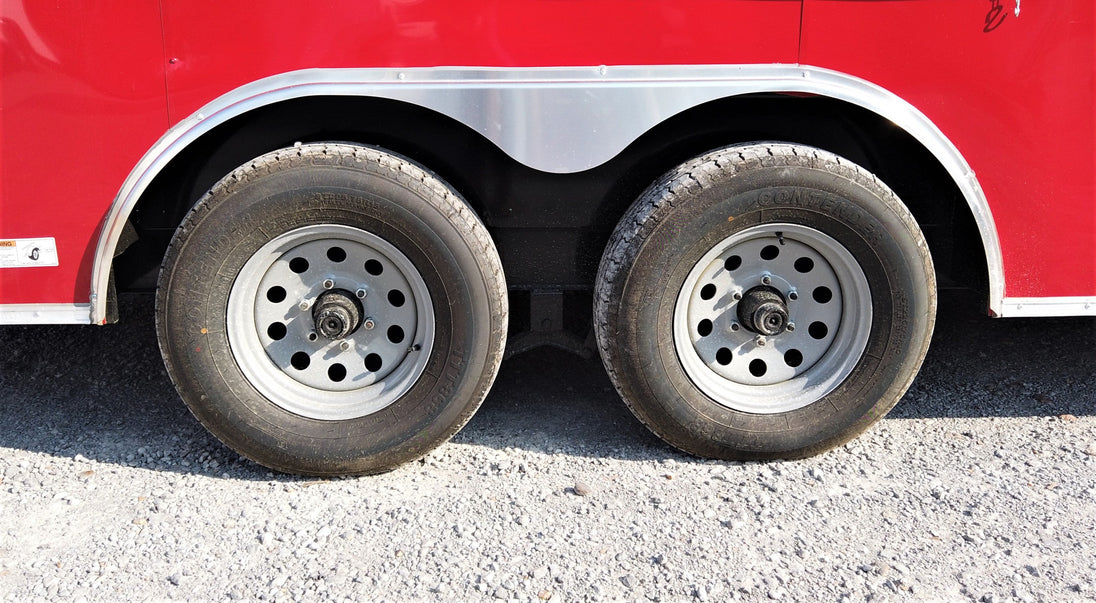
[594,143,934,459]
[157,143,507,475]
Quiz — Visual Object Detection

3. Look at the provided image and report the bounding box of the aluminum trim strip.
[999,297,1096,318]
[90,64,1005,323]
[0,303,92,325]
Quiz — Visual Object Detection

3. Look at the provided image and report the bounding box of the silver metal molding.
[0,303,92,325]
[90,64,1006,324]
[999,297,1096,318]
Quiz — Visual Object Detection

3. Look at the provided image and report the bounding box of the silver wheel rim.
[227,225,434,420]
[673,223,871,414]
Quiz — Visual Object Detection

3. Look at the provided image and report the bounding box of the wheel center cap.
[737,286,789,336]
[312,289,363,340]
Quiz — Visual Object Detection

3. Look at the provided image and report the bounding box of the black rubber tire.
[594,143,936,460]
[156,143,507,475]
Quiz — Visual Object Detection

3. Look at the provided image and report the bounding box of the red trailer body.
[1,1,1091,473]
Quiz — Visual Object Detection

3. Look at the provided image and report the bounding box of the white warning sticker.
[0,238,59,268]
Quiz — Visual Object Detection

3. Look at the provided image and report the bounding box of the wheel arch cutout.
[91,65,1002,324]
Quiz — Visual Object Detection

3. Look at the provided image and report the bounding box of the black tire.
[594,143,935,459]
[157,143,507,475]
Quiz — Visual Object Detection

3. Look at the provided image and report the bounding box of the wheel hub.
[313,289,363,340]
[227,224,435,420]
[673,223,872,413]
[737,286,788,335]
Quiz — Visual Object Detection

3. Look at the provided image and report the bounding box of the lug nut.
[755,335,766,347]
[788,290,799,301]
[340,341,352,351]
[363,318,376,330]
[787,322,796,332]
[356,289,367,299]
[307,331,318,342]
[322,279,335,290]
[299,300,311,311]
[761,274,772,285]
[730,322,740,332]
[733,291,743,301]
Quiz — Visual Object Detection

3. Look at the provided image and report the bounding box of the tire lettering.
[430,348,465,406]
[754,189,830,210]
[750,189,886,245]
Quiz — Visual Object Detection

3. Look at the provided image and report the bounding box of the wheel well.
[599,94,988,295]
[115,93,987,301]
[114,96,502,290]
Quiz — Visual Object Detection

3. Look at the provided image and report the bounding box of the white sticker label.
[0,238,59,268]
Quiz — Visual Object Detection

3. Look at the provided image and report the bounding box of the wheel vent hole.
[809,322,829,340]
[388,325,405,344]
[724,255,742,271]
[365,353,383,372]
[365,259,384,276]
[700,284,717,300]
[326,247,347,263]
[388,290,406,307]
[267,322,287,341]
[289,257,309,274]
[760,245,780,261]
[328,363,347,382]
[749,359,767,377]
[813,286,833,304]
[716,347,733,365]
[291,352,310,370]
[266,286,287,303]
[697,319,713,337]
[784,349,803,368]
[794,257,815,273]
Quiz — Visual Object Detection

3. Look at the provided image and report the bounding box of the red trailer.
[1,1,1091,474]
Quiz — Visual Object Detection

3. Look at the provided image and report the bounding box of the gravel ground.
[1,292,1095,602]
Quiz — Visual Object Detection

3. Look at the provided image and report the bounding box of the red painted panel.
[13,2,1094,306]
[1,1,801,307]
[803,1,1096,298]
[0,1,167,304]
[161,0,801,123]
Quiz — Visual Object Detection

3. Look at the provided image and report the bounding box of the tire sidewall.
[159,152,496,473]
[616,162,932,458]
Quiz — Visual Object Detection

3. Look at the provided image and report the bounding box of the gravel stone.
[0,293,1094,601]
